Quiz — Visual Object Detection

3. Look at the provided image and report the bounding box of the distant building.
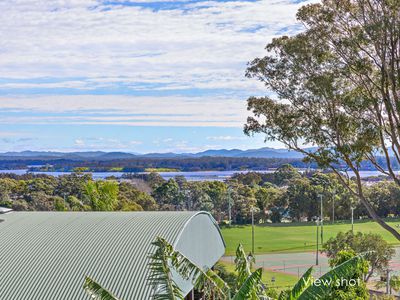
[0,211,225,299]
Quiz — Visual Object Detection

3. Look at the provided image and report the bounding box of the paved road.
[221,247,400,279]
[221,251,330,278]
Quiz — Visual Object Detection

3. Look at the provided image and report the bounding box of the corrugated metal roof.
[0,206,12,214]
[0,211,223,300]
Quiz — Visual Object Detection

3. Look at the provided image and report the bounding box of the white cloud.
[0,131,28,137]
[148,137,222,152]
[0,94,249,127]
[73,136,143,150]
[165,141,223,153]
[74,139,85,146]
[0,0,314,92]
[206,135,246,140]
[0,0,319,129]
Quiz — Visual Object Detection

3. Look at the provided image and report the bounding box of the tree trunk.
[358,194,400,241]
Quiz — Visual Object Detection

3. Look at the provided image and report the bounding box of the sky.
[0,0,313,153]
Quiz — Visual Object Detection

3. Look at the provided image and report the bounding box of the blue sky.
[0,0,312,153]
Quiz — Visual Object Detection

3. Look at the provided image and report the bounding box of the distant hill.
[0,148,392,172]
[193,147,306,159]
[1,150,108,159]
[0,147,306,160]
[96,152,137,160]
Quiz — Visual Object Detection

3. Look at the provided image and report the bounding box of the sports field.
[218,261,299,291]
[220,219,400,255]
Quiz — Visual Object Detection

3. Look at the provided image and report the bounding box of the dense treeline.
[0,155,397,172]
[1,165,399,224]
[0,156,311,171]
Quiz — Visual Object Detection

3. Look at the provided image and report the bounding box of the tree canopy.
[245,0,400,240]
[323,231,395,281]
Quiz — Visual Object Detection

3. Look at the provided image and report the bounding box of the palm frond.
[297,255,363,300]
[277,290,290,300]
[83,276,120,300]
[232,268,263,300]
[149,237,229,300]
[193,269,230,300]
[148,238,185,300]
[234,244,254,290]
[165,238,229,299]
[281,267,313,300]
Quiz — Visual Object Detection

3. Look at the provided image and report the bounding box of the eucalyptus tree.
[245,0,400,240]
[83,180,119,211]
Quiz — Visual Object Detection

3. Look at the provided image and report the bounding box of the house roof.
[0,211,225,300]
[0,206,12,214]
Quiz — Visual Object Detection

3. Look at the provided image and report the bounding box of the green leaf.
[232,268,263,300]
[297,256,363,300]
[149,237,229,300]
[234,244,254,290]
[83,276,120,300]
[283,267,313,300]
[168,239,229,299]
[148,237,185,300]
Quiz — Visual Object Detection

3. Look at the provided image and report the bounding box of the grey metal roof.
[0,206,12,214]
[0,211,225,300]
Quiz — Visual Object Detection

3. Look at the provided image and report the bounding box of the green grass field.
[221,219,400,255]
[218,261,298,291]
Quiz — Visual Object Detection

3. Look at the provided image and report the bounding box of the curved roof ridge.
[173,211,226,248]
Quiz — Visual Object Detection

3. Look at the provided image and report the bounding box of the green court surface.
[221,219,400,255]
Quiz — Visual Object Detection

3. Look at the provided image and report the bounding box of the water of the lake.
[0,169,387,181]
